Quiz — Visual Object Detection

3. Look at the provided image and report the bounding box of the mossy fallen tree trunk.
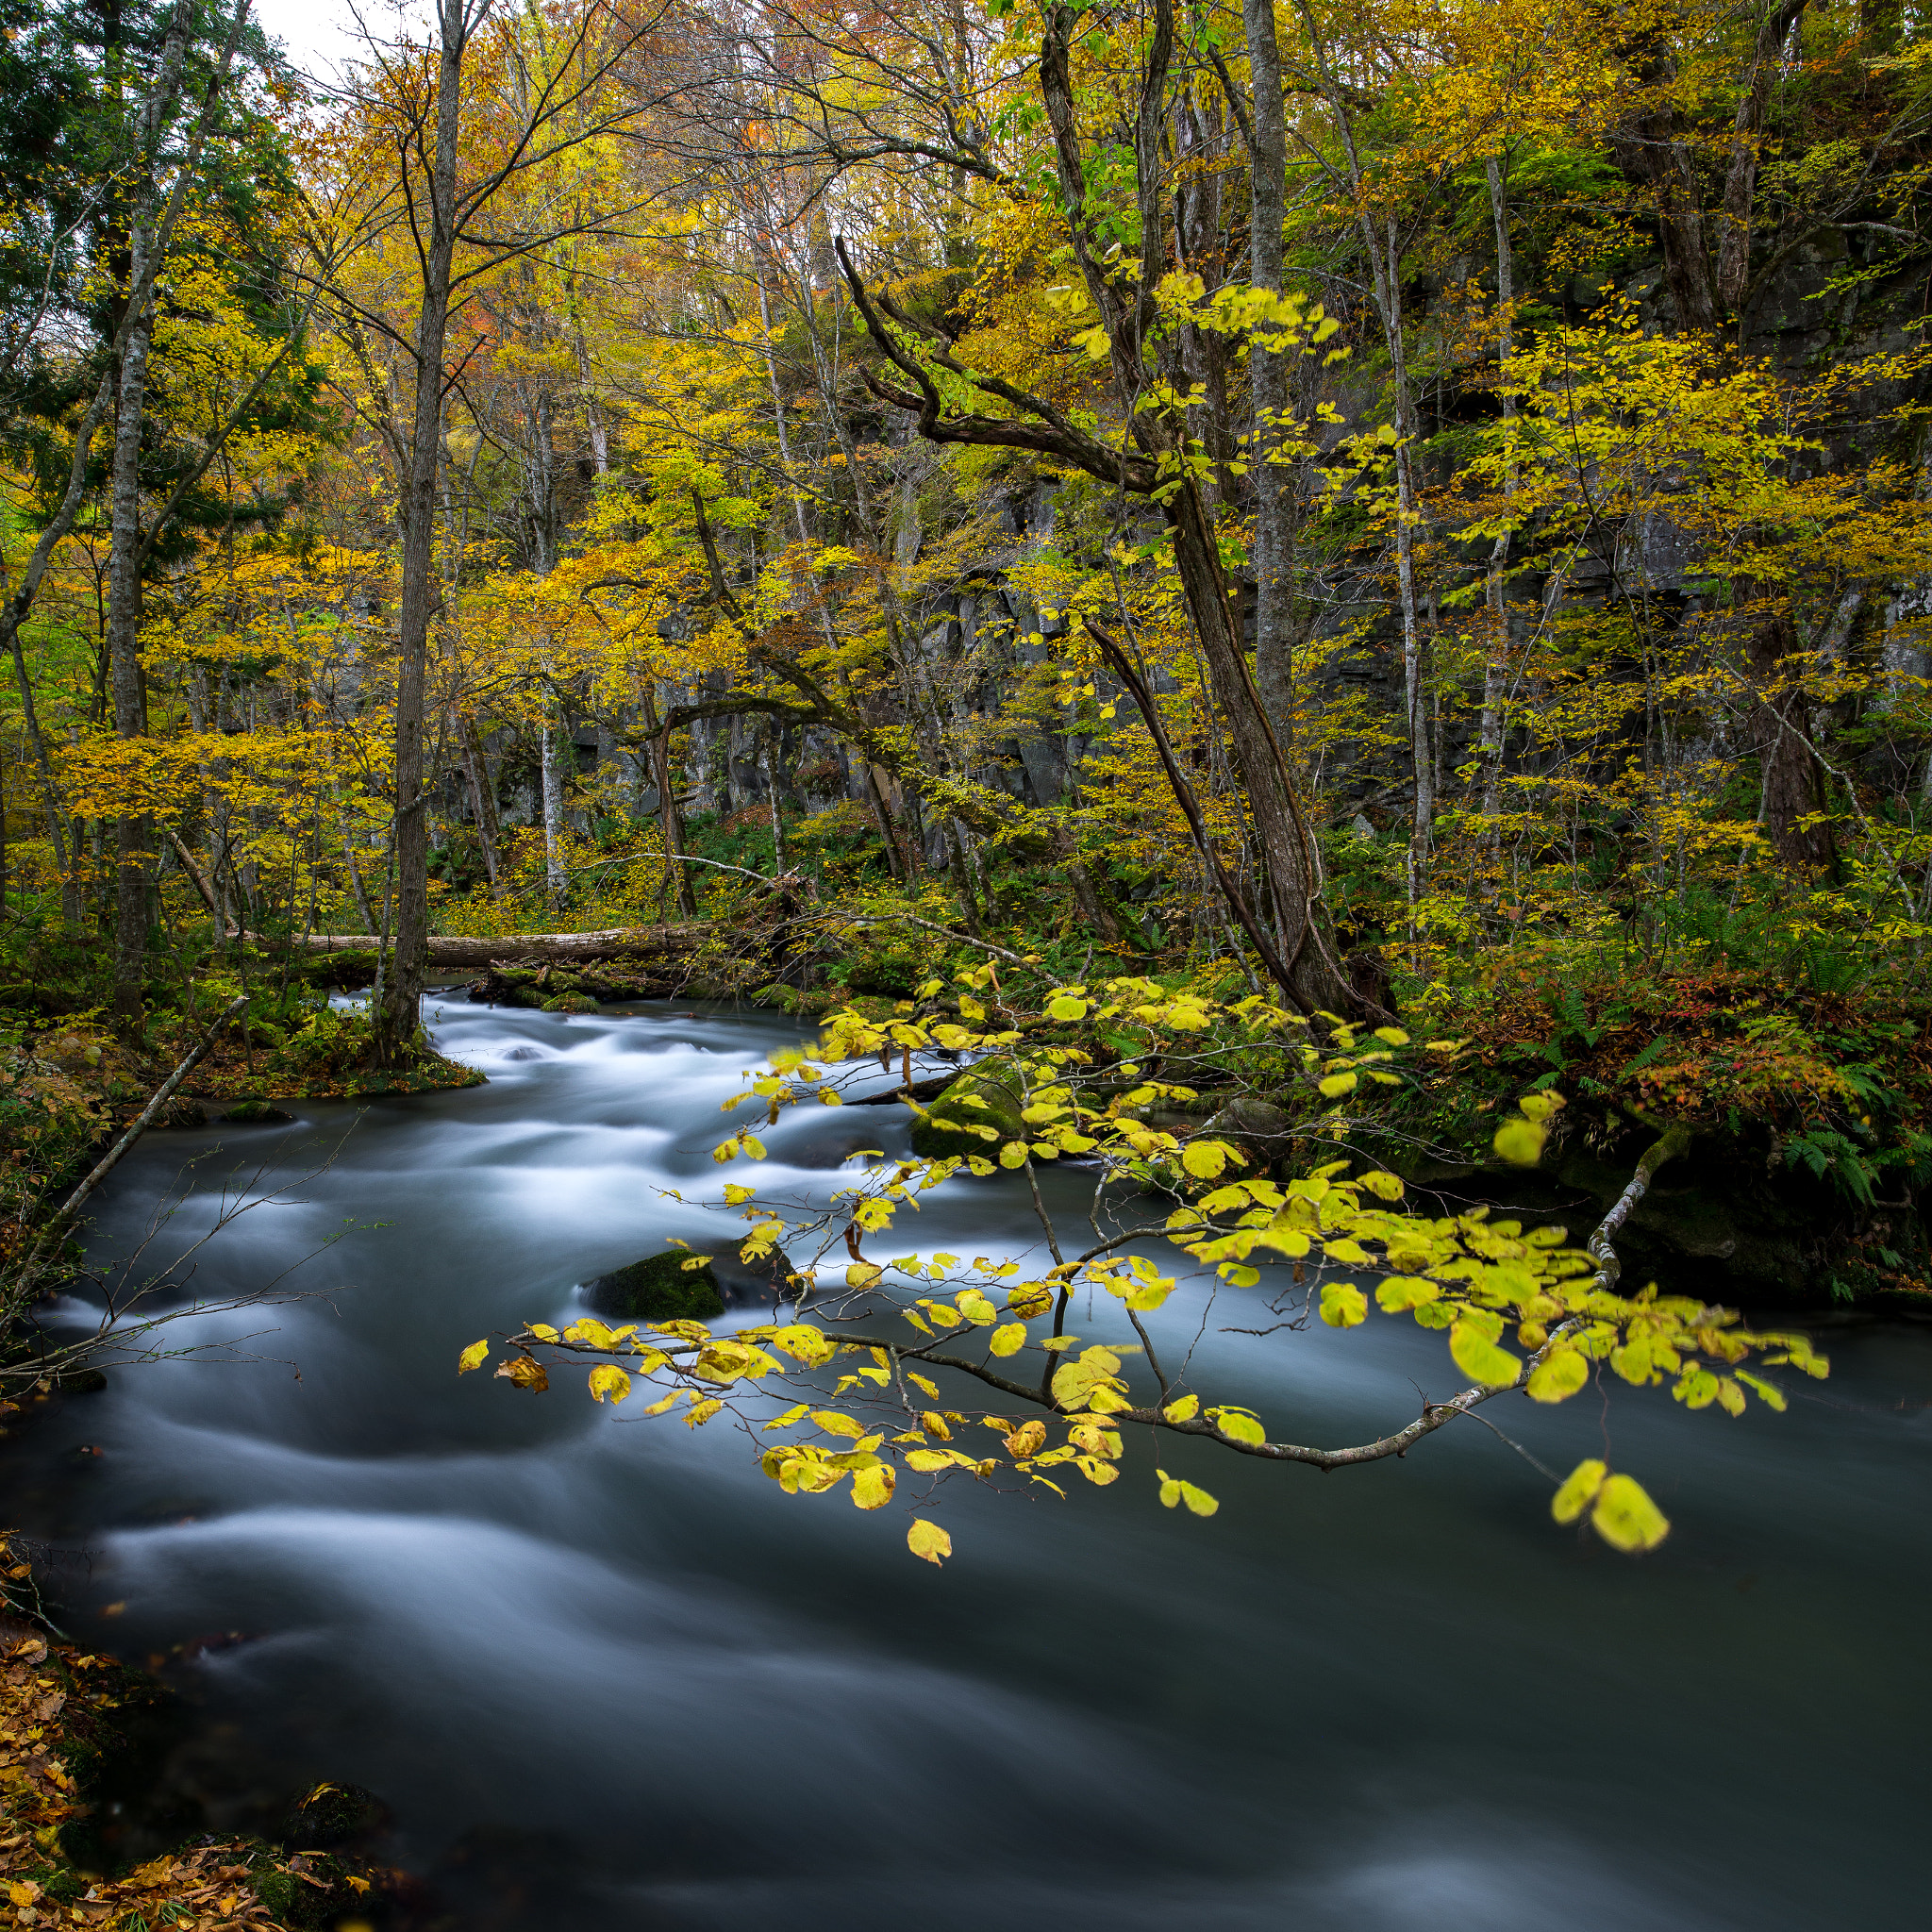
[292,924,708,968]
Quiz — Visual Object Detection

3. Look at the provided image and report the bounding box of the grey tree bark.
[381,0,476,1054]
[1242,0,1296,744]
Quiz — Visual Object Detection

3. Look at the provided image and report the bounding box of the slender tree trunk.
[647,693,698,919]
[1478,155,1517,828]
[541,708,567,905]
[381,0,468,1052]
[762,737,789,874]
[108,288,155,1031]
[1242,0,1296,742]
[462,716,501,890]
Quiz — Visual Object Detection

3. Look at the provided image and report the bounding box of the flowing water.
[4,998,1928,1930]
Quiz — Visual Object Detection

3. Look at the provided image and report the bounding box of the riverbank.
[0,1604,394,1930]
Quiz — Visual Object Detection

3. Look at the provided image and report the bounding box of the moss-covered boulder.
[585,1250,727,1322]
[908,1066,1027,1158]
[278,1779,389,1851]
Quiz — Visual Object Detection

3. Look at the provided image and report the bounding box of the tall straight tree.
[321,0,673,1052]
[383,0,477,1055]
[106,0,255,1027]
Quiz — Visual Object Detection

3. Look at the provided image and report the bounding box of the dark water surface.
[4,999,1927,1929]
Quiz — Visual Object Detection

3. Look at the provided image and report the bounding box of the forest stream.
[4,998,1928,1932]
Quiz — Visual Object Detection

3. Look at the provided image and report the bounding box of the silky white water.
[4,998,1926,1930]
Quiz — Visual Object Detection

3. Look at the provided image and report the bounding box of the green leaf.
[1208,1406,1266,1445]
[1526,1347,1588,1404]
[1045,994,1089,1021]
[1551,1457,1607,1524]
[1591,1474,1670,1552]
[1449,1319,1522,1387]
[1492,1118,1546,1166]
[1319,1281,1367,1327]
[1181,1140,1229,1179]
[1375,1275,1440,1311]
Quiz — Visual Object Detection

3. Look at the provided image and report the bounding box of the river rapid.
[3,997,1928,1930]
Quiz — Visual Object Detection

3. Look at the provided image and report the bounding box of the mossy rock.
[908,1066,1027,1158]
[279,1779,389,1851]
[541,991,599,1013]
[224,1099,294,1124]
[586,1250,727,1322]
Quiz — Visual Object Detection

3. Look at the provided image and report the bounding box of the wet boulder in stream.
[584,1241,799,1320]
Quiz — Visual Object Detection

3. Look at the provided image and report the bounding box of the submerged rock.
[277,1778,390,1852]
[585,1241,799,1321]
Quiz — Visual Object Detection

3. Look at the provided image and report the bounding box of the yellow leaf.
[904,1449,955,1472]
[998,1141,1029,1169]
[1170,1478,1219,1516]
[495,1354,549,1392]
[989,1322,1026,1357]
[1320,1282,1367,1327]
[1181,1140,1227,1179]
[1526,1348,1589,1404]
[1448,1320,1521,1388]
[1004,1419,1047,1457]
[1551,1457,1607,1524]
[588,1365,632,1404]
[458,1339,490,1374]
[908,1518,952,1564]
[1492,1118,1546,1166]
[686,1397,724,1427]
[811,1409,869,1439]
[852,1463,895,1508]
[1162,1392,1199,1422]
[1591,1474,1671,1552]
[1045,994,1088,1021]
[1317,1072,1357,1098]
[921,1410,952,1440]
[845,1261,884,1289]
[1209,1407,1266,1445]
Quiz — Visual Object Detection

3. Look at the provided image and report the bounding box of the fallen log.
[291,924,708,969]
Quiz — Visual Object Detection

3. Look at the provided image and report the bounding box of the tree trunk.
[1242,0,1296,743]
[1165,481,1350,1010]
[541,708,567,905]
[108,289,155,1032]
[648,694,698,919]
[381,0,468,1054]
[1746,613,1835,873]
[1478,155,1516,827]
[299,924,708,967]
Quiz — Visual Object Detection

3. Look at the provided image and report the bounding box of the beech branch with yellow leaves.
[457,976,1827,1565]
